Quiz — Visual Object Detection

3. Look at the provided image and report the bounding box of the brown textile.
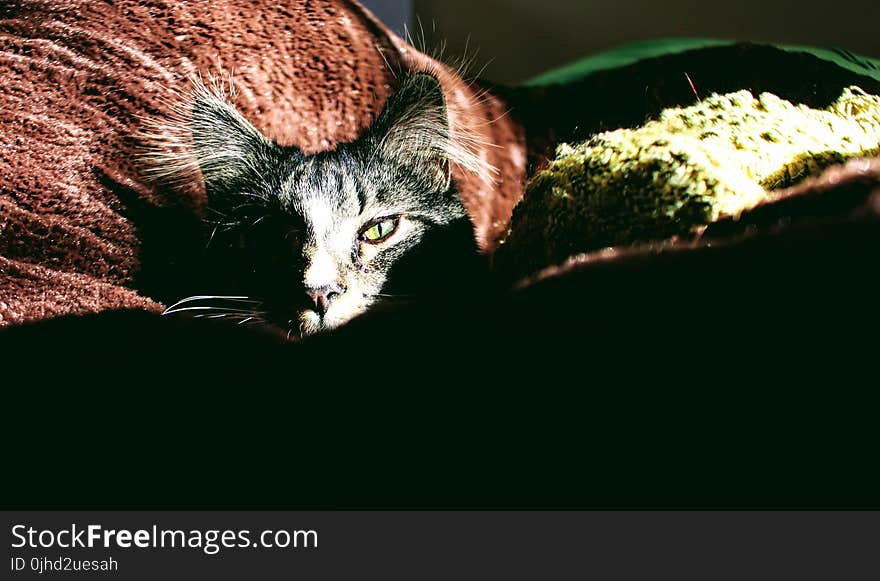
[0,0,526,325]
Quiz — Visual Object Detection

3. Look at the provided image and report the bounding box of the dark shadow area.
[4,173,879,509]
[95,169,213,306]
[383,217,492,298]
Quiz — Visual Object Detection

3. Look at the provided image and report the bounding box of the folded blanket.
[0,0,525,325]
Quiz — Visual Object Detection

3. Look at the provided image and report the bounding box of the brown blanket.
[0,0,526,325]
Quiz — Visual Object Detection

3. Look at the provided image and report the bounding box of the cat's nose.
[305,284,343,316]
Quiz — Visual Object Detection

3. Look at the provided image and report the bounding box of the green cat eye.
[362,217,399,243]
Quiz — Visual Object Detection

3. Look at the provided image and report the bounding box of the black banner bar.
[2,512,877,580]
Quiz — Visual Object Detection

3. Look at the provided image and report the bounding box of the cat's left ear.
[370,73,456,191]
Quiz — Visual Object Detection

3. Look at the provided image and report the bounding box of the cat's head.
[176,72,487,336]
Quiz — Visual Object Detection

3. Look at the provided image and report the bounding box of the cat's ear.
[190,94,271,192]
[370,73,460,190]
[138,76,276,193]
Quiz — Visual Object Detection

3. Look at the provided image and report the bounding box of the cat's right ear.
[190,94,271,193]
[138,75,282,200]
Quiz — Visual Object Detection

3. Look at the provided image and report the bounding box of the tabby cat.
[152,72,488,337]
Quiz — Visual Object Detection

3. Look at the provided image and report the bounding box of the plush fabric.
[496,86,880,280]
[512,155,880,289]
[0,0,526,325]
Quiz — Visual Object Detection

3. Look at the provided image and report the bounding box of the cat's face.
[186,73,479,336]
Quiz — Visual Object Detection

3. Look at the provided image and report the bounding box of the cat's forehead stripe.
[353,172,367,214]
[278,156,309,207]
[290,156,361,210]
[295,160,365,245]
[304,199,334,236]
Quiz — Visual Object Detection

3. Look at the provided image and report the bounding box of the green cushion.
[524,38,880,87]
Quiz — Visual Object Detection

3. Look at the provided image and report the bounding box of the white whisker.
[163,305,263,316]
[248,214,271,229]
[163,295,261,312]
[240,192,270,202]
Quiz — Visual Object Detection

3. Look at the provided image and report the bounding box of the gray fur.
[154,72,483,337]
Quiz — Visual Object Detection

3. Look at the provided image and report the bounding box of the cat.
[146,72,490,338]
